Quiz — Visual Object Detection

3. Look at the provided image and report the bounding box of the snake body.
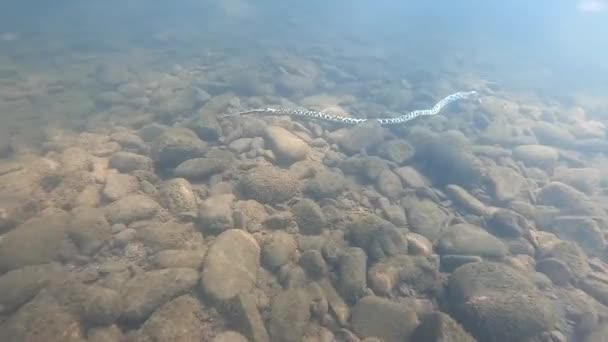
[227,91,478,125]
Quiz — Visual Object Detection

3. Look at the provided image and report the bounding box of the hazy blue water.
[1,0,606,96]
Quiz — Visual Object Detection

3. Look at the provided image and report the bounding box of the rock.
[302,170,346,199]
[338,247,367,303]
[109,151,153,172]
[394,166,430,189]
[135,222,204,253]
[570,119,606,139]
[583,323,608,342]
[69,207,112,256]
[234,200,268,229]
[292,199,326,235]
[542,241,590,281]
[512,144,559,170]
[197,194,235,234]
[109,132,147,152]
[382,204,407,227]
[104,194,160,224]
[213,331,249,342]
[261,231,297,270]
[225,293,270,342]
[337,156,390,181]
[375,139,415,164]
[412,130,484,187]
[150,249,206,270]
[201,229,260,302]
[537,182,598,215]
[238,166,299,204]
[151,127,207,167]
[157,178,198,214]
[548,216,605,256]
[338,121,385,154]
[0,291,84,342]
[156,86,206,117]
[49,281,122,325]
[447,262,558,342]
[440,255,482,273]
[131,295,204,342]
[351,296,419,342]
[102,171,139,202]
[299,249,328,279]
[265,126,310,165]
[138,123,169,142]
[532,122,577,148]
[187,112,222,142]
[376,169,403,199]
[412,312,476,342]
[268,288,311,342]
[348,214,407,262]
[553,167,601,195]
[580,278,608,308]
[405,199,450,242]
[487,209,528,238]
[406,233,433,256]
[0,263,65,314]
[173,157,231,180]
[88,325,123,342]
[444,184,493,217]
[0,211,72,272]
[368,255,440,295]
[228,138,253,153]
[437,223,508,258]
[319,278,350,325]
[536,258,572,286]
[120,268,199,323]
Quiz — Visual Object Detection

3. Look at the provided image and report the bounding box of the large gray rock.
[102,171,139,202]
[120,268,199,323]
[261,231,297,270]
[151,127,207,167]
[238,166,299,204]
[437,223,508,258]
[268,288,311,342]
[197,194,235,234]
[173,156,231,180]
[104,194,160,224]
[131,295,204,342]
[447,262,558,342]
[351,296,419,342]
[338,121,385,155]
[265,126,310,165]
[109,151,153,172]
[292,199,326,235]
[512,144,559,170]
[0,263,65,314]
[156,178,198,214]
[200,229,260,302]
[405,199,450,242]
[338,247,367,303]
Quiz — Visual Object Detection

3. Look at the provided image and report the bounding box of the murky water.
[1,1,608,341]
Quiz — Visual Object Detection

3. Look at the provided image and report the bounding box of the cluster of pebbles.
[2,62,608,342]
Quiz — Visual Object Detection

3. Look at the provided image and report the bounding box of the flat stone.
[512,144,559,170]
[120,268,199,323]
[104,194,160,224]
[200,229,260,302]
[351,296,419,342]
[265,126,310,165]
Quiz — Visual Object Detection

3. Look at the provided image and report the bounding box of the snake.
[223,91,479,125]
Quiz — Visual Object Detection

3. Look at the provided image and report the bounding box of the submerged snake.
[223,90,479,125]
